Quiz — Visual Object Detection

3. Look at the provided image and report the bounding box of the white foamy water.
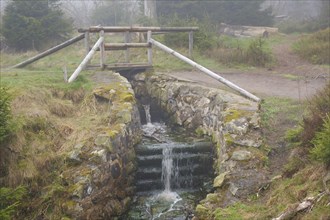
[152,191,182,220]
[162,145,173,192]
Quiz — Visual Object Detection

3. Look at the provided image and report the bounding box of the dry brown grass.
[64,88,86,103]
[49,99,75,117]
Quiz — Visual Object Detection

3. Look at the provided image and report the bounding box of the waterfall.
[127,104,214,219]
[161,145,173,192]
[143,104,152,124]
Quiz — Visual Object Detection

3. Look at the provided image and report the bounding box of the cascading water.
[124,105,214,220]
[162,146,173,192]
[143,104,152,124]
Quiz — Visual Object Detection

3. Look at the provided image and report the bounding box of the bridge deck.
[87,63,152,72]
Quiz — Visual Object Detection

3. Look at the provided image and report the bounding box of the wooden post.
[99,30,105,68]
[63,66,68,82]
[84,32,90,55]
[189,31,193,58]
[84,32,90,66]
[150,38,261,102]
[125,31,130,63]
[11,34,85,68]
[68,36,104,83]
[147,31,152,65]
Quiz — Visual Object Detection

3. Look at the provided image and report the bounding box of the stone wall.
[132,72,269,218]
[62,73,142,219]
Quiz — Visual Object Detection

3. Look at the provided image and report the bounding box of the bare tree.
[144,0,156,19]
[61,0,101,28]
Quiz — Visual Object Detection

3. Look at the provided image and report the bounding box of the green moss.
[105,127,119,139]
[195,127,206,137]
[224,109,248,123]
[120,93,135,102]
[195,204,212,219]
[206,193,220,202]
[224,133,234,146]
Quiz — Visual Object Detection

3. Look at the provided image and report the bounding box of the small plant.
[310,114,330,165]
[285,126,303,143]
[247,38,273,67]
[0,186,27,220]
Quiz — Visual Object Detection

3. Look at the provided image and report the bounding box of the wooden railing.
[10,26,260,102]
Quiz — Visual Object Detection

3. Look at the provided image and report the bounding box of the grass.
[282,74,301,80]
[214,202,268,220]
[0,44,101,218]
[203,35,274,68]
[293,28,330,65]
[213,163,329,220]
[0,43,94,97]
[260,97,304,129]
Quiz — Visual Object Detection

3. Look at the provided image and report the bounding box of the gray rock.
[213,171,230,188]
[225,118,249,135]
[234,139,262,148]
[231,150,252,161]
[249,112,260,128]
[67,143,84,165]
[95,134,113,152]
[229,183,239,196]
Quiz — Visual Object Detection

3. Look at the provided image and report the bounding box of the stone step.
[136,175,211,192]
[136,153,212,167]
[136,164,213,180]
[135,142,213,156]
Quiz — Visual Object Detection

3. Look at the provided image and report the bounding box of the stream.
[123,105,214,220]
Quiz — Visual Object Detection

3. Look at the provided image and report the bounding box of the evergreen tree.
[156,0,273,27]
[2,0,72,51]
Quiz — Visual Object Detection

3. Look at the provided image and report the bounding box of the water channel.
[123,105,214,219]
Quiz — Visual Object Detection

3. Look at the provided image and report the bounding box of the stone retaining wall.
[132,72,268,217]
[63,73,141,219]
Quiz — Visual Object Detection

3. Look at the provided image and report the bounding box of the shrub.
[293,28,330,64]
[246,38,273,67]
[301,82,330,146]
[0,87,12,143]
[205,37,273,67]
[310,114,330,165]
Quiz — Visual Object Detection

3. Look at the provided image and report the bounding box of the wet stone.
[111,163,121,179]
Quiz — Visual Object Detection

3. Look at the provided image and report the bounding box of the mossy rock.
[95,135,113,152]
[195,204,212,219]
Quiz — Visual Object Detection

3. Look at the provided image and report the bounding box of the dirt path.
[164,35,329,101]
[161,34,329,176]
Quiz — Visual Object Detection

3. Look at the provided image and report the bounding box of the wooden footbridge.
[11,26,260,102]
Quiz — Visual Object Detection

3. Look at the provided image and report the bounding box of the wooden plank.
[78,26,199,33]
[68,36,104,83]
[12,34,85,68]
[105,64,152,72]
[150,38,261,102]
[102,43,150,50]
